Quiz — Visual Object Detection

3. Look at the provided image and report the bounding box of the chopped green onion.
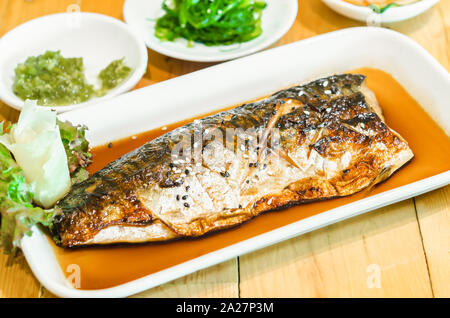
[369,2,399,13]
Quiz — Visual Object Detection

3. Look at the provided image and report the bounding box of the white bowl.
[322,0,439,23]
[0,12,148,113]
[123,0,298,62]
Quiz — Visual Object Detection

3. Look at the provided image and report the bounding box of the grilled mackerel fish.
[54,74,413,247]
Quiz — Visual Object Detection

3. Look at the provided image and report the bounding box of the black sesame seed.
[239,204,242,209]
[249,163,253,167]
[184,203,190,208]
[176,195,180,201]
[182,195,188,200]
[246,180,250,184]
[185,169,189,175]
[186,186,190,191]
[254,162,258,168]
[108,142,113,148]
[220,171,230,178]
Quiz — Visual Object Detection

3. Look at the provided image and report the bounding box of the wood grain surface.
[0,0,448,298]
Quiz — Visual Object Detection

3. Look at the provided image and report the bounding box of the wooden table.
[0,0,448,298]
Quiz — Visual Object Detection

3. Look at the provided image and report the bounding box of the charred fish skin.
[53,74,413,247]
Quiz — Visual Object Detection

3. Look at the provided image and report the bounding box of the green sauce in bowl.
[97,58,132,96]
[13,51,132,106]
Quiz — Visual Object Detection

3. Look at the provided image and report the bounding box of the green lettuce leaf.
[57,119,91,184]
[0,142,54,254]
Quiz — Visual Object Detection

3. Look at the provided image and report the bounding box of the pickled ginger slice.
[0,100,70,208]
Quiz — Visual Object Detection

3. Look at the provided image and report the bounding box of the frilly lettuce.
[0,142,54,253]
[57,119,91,184]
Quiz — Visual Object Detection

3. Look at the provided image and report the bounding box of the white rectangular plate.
[21,27,450,298]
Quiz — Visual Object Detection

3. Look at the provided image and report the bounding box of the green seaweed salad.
[155,0,267,46]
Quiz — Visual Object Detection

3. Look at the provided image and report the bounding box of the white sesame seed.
[162,126,167,131]
[323,80,329,87]
[326,108,331,113]
[304,110,310,115]
[131,136,137,140]
[324,90,332,95]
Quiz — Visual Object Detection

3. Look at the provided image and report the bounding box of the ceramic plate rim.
[322,0,440,23]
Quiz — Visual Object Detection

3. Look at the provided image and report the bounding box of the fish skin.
[53,74,413,247]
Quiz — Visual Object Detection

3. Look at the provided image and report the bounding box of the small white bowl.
[0,12,148,113]
[123,0,298,62]
[322,0,439,24]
